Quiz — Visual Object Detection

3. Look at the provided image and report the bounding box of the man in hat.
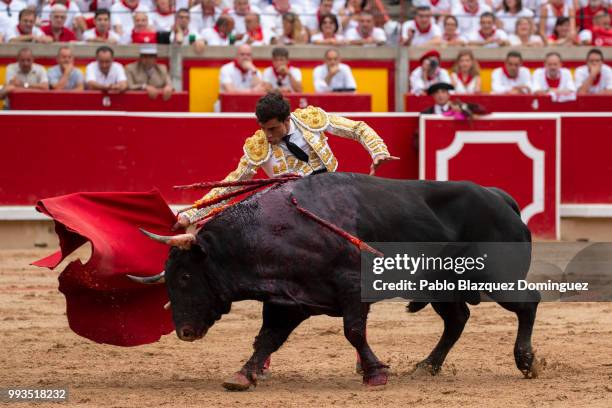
[421,82,454,114]
[125,45,173,101]
[410,50,451,95]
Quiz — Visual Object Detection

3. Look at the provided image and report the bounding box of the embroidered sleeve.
[326,114,390,159]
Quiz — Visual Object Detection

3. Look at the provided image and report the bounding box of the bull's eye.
[179,273,191,287]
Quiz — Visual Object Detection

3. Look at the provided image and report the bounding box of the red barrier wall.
[0,113,418,205]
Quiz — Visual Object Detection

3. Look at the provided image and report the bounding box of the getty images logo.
[372,253,488,275]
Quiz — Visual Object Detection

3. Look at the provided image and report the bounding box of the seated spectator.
[410,49,451,95]
[468,11,510,46]
[453,0,492,35]
[411,0,451,19]
[236,12,272,46]
[0,0,27,27]
[189,0,221,34]
[539,0,576,40]
[401,6,442,47]
[491,50,532,94]
[150,0,175,32]
[532,52,576,95]
[48,46,84,91]
[0,47,48,100]
[579,9,612,45]
[130,11,158,44]
[270,12,309,45]
[303,0,336,35]
[111,0,150,45]
[440,15,467,46]
[85,45,128,92]
[450,49,481,94]
[227,0,261,40]
[311,13,345,45]
[201,14,234,45]
[260,0,305,40]
[5,9,51,43]
[345,11,387,46]
[313,48,357,93]
[170,8,206,52]
[218,44,263,93]
[497,0,534,33]
[338,0,364,35]
[41,0,85,33]
[578,0,609,31]
[575,48,612,94]
[421,82,454,114]
[509,16,544,45]
[262,47,303,93]
[126,45,173,101]
[548,16,579,45]
[41,5,77,42]
[83,9,120,44]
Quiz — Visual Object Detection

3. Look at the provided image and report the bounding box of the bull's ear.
[194,232,209,256]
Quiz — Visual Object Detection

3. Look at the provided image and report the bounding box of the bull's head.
[128,228,229,342]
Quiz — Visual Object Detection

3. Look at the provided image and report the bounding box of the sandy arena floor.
[1,249,611,407]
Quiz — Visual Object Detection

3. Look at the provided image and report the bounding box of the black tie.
[282,135,309,163]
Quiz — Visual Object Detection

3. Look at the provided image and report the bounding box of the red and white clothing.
[262,65,303,92]
[41,24,77,41]
[451,72,479,94]
[260,3,304,38]
[4,24,45,41]
[452,2,492,36]
[491,66,532,94]
[83,27,121,42]
[509,34,544,45]
[219,60,262,91]
[85,60,127,86]
[409,67,451,95]
[585,26,612,46]
[401,20,442,46]
[344,26,387,45]
[149,7,175,32]
[310,32,345,44]
[412,0,452,16]
[201,26,231,45]
[541,2,570,36]
[111,1,150,44]
[130,29,157,43]
[0,0,27,26]
[531,67,576,92]
[188,4,222,33]
[75,0,114,13]
[169,28,202,45]
[574,64,612,93]
[41,1,83,28]
[235,26,273,46]
[466,28,509,46]
[497,8,535,33]
[226,5,261,36]
[577,5,611,31]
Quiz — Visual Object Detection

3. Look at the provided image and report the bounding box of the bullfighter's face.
[259,117,291,145]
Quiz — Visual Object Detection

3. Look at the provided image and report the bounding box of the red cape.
[32,190,177,346]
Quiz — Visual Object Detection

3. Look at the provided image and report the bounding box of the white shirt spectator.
[491,66,532,93]
[149,9,175,32]
[201,27,231,45]
[219,60,262,91]
[574,64,612,93]
[466,28,509,47]
[409,67,452,95]
[497,8,534,33]
[227,5,261,35]
[75,0,113,12]
[310,32,345,43]
[189,4,222,33]
[4,61,48,85]
[40,1,82,28]
[313,62,357,92]
[85,61,127,86]
[450,72,479,94]
[82,28,121,42]
[111,2,150,44]
[260,3,304,38]
[0,0,26,26]
[531,67,576,92]
[412,0,452,15]
[401,20,442,46]
[4,24,45,42]
[344,26,387,45]
[508,33,544,45]
[262,66,303,91]
[169,28,202,45]
[453,2,492,36]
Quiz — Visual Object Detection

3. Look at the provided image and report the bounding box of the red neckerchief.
[248,26,263,41]
[479,29,495,39]
[2,0,12,5]
[214,26,227,39]
[233,60,249,75]
[156,6,174,16]
[430,0,440,6]
[273,65,289,80]
[463,3,478,15]
[592,71,602,86]
[502,65,518,79]
[545,71,561,88]
[95,28,109,39]
[121,0,138,11]
[551,3,564,17]
[89,0,96,12]
[548,33,558,41]
[417,22,432,34]
[457,72,473,86]
[426,68,438,81]
[131,29,156,43]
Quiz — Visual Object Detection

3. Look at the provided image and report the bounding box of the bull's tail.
[488,187,521,216]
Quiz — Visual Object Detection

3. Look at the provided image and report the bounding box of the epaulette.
[291,106,329,132]
[243,130,271,165]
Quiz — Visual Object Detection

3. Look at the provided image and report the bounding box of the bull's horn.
[139,228,196,250]
[163,301,171,310]
[127,270,166,284]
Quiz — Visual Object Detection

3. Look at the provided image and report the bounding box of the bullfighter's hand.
[370,155,400,176]
[172,214,191,231]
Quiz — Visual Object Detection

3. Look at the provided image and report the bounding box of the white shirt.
[82,28,121,42]
[409,67,452,95]
[169,28,202,45]
[496,8,534,33]
[40,2,82,28]
[466,28,509,47]
[226,6,261,35]
[541,3,569,36]
[200,27,231,45]
[0,0,26,26]
[531,67,576,92]
[111,2,150,45]
[310,32,345,44]
[412,0,451,14]
[262,66,302,91]
[313,63,357,93]
[574,64,612,93]
[491,66,532,94]
[344,26,387,45]
[149,10,175,32]
[453,2,492,36]
[219,61,261,91]
[450,72,479,94]
[401,20,442,46]
[85,61,127,86]
[508,34,544,46]
[188,5,222,33]
[433,102,451,114]
[260,4,304,38]
[4,24,44,42]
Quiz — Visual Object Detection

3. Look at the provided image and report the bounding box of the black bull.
[146,173,541,388]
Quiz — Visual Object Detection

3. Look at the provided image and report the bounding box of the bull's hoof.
[411,360,441,377]
[363,372,388,388]
[521,355,546,379]
[222,372,254,391]
[257,367,270,381]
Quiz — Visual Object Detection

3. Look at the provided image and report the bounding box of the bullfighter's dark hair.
[255,92,291,123]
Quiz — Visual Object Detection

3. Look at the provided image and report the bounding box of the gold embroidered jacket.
[185,106,391,222]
